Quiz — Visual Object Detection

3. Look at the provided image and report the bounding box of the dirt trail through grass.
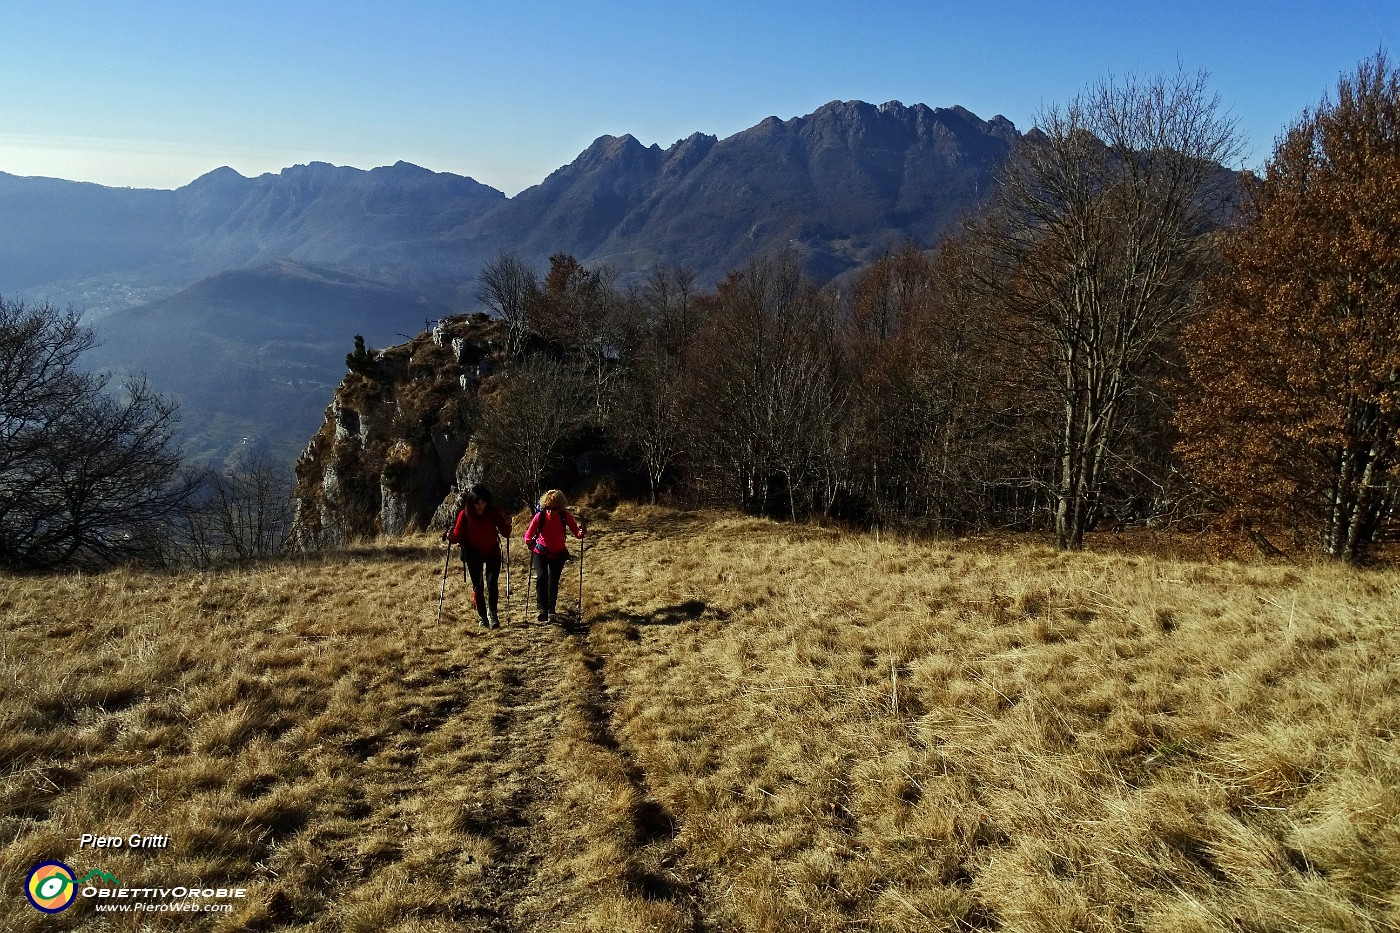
[448,615,574,931]
[0,520,710,932]
[423,520,706,932]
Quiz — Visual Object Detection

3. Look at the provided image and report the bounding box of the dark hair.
[465,484,494,507]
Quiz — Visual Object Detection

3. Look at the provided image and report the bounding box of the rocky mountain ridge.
[4,99,1019,309]
[461,100,1018,284]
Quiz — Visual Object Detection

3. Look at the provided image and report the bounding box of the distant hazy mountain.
[4,100,1017,304]
[0,174,183,307]
[0,161,506,315]
[2,99,1023,463]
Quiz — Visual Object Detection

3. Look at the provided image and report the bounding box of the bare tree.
[845,241,1018,531]
[178,450,295,565]
[603,264,707,505]
[686,251,844,518]
[640,263,701,358]
[472,354,588,503]
[966,69,1241,549]
[527,254,632,423]
[1,297,197,568]
[572,263,630,424]
[611,349,688,503]
[475,252,538,358]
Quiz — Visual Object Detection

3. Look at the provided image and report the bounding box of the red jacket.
[448,504,512,558]
[523,508,582,558]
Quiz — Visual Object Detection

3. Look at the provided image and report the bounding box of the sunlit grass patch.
[582,509,1400,931]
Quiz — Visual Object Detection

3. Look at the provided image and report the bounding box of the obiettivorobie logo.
[25,862,120,914]
[25,859,248,916]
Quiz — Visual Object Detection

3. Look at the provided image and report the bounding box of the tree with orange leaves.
[1178,53,1400,561]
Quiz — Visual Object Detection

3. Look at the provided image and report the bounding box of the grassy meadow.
[3,503,1398,931]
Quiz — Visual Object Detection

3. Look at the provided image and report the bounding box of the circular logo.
[26,861,77,913]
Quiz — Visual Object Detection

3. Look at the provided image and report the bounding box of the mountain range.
[1,100,1022,465]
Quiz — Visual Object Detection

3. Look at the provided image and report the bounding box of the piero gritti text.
[79,833,171,850]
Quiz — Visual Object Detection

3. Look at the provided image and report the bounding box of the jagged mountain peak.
[673,130,719,148]
[716,99,1023,154]
[661,131,718,166]
[576,133,661,162]
[418,98,1023,285]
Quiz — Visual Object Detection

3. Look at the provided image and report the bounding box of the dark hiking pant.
[532,551,567,619]
[463,550,501,623]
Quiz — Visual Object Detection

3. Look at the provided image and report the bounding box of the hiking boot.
[488,612,501,629]
[536,610,548,622]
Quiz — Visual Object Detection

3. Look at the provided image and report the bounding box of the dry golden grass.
[3,505,1398,931]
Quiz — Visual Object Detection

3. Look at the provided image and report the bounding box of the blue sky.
[1,1,1395,194]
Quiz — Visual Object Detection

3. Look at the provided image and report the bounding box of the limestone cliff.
[292,314,503,546]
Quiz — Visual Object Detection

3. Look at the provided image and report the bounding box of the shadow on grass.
[588,600,729,629]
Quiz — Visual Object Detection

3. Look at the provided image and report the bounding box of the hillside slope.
[84,260,453,466]
[3,509,1397,931]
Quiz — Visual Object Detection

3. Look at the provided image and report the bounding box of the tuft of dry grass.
[3,507,1398,931]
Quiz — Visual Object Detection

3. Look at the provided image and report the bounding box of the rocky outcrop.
[292,314,502,547]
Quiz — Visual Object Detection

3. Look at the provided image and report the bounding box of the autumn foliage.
[1178,53,1400,561]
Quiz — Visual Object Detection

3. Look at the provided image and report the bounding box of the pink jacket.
[524,508,582,558]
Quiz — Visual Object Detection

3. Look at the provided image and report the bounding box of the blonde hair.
[540,489,568,510]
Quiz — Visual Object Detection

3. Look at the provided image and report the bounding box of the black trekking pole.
[523,541,532,623]
[577,536,584,622]
[503,535,512,627]
[435,538,452,623]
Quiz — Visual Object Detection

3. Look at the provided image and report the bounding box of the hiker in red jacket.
[524,488,584,622]
[445,484,512,628]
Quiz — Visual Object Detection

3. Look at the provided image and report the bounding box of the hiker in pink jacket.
[523,488,584,622]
